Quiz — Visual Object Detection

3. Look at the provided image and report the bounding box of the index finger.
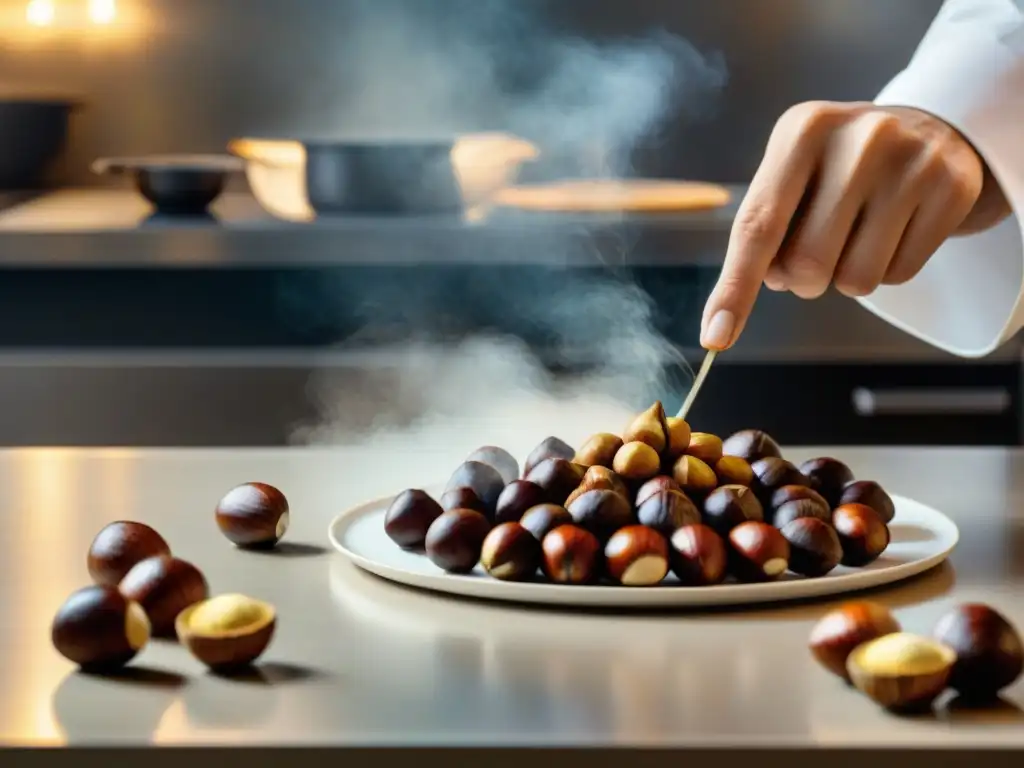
[700,116,825,350]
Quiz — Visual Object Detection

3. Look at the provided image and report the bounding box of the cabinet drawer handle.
[852,387,1011,416]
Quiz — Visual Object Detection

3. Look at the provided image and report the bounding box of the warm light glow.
[25,0,55,26]
[88,0,115,24]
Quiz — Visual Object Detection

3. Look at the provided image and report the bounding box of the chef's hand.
[700,100,1011,351]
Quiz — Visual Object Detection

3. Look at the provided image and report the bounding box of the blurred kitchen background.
[0,0,1018,448]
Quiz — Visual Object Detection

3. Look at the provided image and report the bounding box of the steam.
[291,1,728,462]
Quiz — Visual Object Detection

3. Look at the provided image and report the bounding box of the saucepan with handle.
[228,132,539,221]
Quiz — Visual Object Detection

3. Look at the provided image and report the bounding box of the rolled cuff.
[859,25,1024,358]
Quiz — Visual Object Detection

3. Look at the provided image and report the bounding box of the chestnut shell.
[439,486,488,516]
[445,461,506,516]
[480,522,542,581]
[384,489,444,549]
[51,585,149,671]
[932,603,1024,700]
[669,524,727,586]
[118,555,210,637]
[466,445,520,485]
[87,521,171,587]
[839,480,895,524]
[424,507,492,573]
[493,480,547,524]
[799,457,855,508]
[832,503,890,566]
[524,437,575,477]
[526,457,586,506]
[215,482,290,550]
[728,521,790,583]
[702,484,764,537]
[808,600,901,681]
[722,429,782,463]
[780,517,842,577]
[635,475,682,508]
[636,489,700,538]
[519,503,573,541]
[566,488,633,541]
[750,457,810,507]
[541,524,601,584]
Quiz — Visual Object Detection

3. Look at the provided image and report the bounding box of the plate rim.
[327,486,960,608]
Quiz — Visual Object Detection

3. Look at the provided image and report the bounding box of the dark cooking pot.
[92,155,244,215]
[0,95,81,189]
[302,139,462,215]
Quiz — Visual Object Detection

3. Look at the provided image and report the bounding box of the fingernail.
[702,309,735,349]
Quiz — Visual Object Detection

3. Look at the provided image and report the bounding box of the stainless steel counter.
[0,189,738,268]
[2,392,1023,750]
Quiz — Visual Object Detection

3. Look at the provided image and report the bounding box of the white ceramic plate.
[327,485,959,608]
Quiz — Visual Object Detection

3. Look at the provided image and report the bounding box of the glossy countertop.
[0,189,738,268]
[2,394,1023,749]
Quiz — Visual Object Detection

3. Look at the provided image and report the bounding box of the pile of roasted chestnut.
[49,481,290,675]
[384,401,896,586]
[810,599,1023,712]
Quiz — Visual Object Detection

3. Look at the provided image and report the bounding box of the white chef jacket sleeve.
[857,0,1024,357]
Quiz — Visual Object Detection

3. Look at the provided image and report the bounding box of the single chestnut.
[664,416,691,458]
[574,433,624,469]
[494,480,547,524]
[445,460,506,516]
[751,457,811,507]
[439,486,488,516]
[51,585,151,671]
[799,457,855,508]
[215,482,290,550]
[932,603,1024,700]
[671,454,718,497]
[713,456,754,487]
[839,480,895,524]
[722,429,782,463]
[702,484,764,536]
[613,441,661,481]
[523,436,575,477]
[769,485,830,524]
[526,457,586,505]
[669,523,727,586]
[832,503,890,566]
[635,475,682,508]
[636,489,700,538]
[780,517,842,577]
[87,521,171,587]
[118,555,210,637]
[566,488,633,541]
[565,465,629,507]
[541,524,601,584]
[686,432,724,466]
[175,593,276,672]
[622,401,669,455]
[424,507,492,574]
[519,503,573,541]
[772,496,832,530]
[466,445,520,485]
[604,525,669,586]
[728,521,789,582]
[808,600,901,681]
[846,632,956,711]
[384,489,445,549]
[480,522,543,581]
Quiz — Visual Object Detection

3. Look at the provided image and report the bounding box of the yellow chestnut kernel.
[188,593,267,635]
[855,632,953,676]
[613,441,661,480]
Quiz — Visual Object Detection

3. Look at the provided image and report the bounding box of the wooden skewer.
[676,349,718,421]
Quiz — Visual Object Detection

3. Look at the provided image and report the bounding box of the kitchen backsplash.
[0,0,942,186]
